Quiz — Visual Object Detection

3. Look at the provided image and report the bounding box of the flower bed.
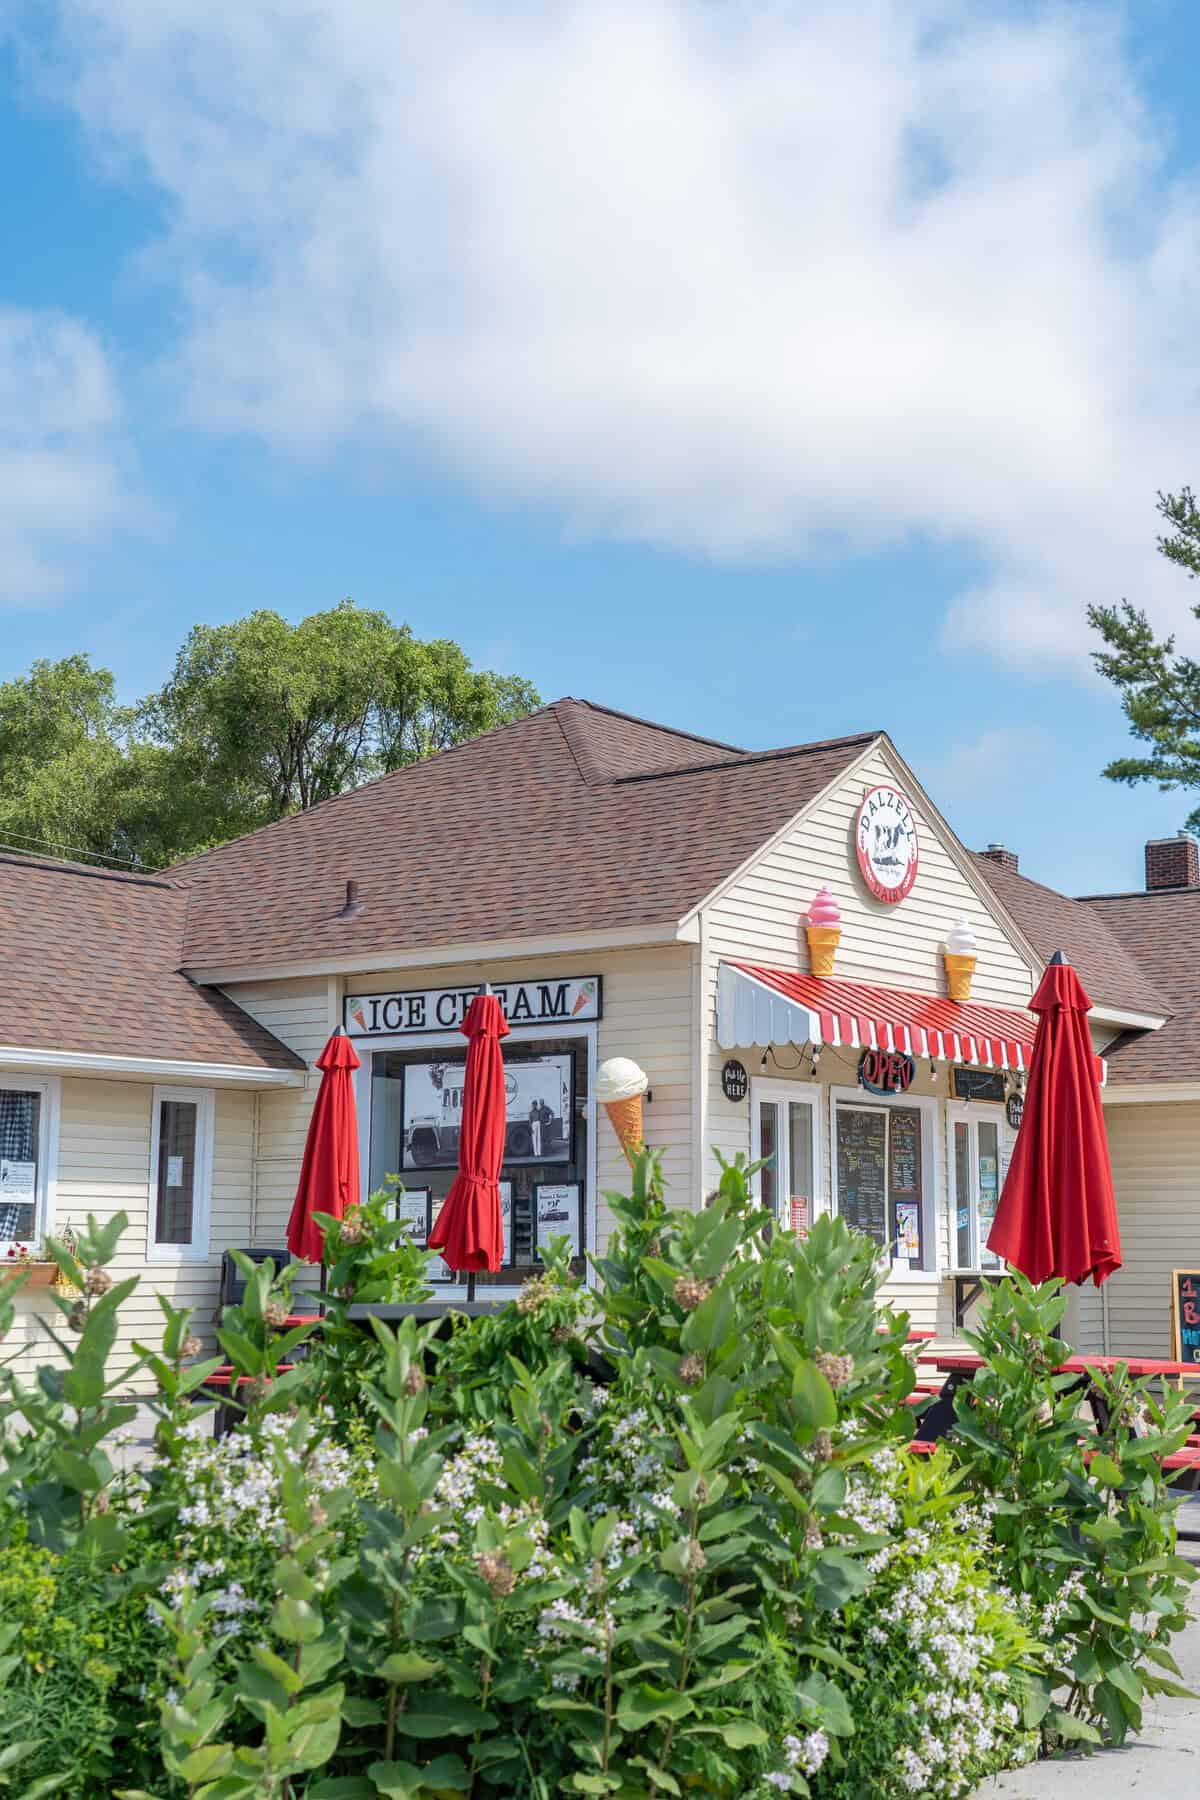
[0,1162,1190,1797]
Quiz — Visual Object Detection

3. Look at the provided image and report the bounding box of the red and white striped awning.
[717,961,1036,1072]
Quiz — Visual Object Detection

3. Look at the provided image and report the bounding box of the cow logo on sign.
[855,784,919,904]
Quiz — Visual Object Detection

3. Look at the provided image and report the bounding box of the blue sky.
[2,1,1200,896]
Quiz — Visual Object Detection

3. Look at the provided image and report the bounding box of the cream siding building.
[2,699,1197,1370]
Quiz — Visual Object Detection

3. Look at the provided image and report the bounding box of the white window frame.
[148,1085,215,1262]
[749,1078,823,1224]
[0,1074,60,1252]
[352,1020,599,1298]
[946,1100,1009,1275]
[829,1085,940,1277]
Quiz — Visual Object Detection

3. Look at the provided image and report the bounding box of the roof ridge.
[559,696,745,756]
[613,730,881,787]
[0,852,179,891]
[1079,888,1198,902]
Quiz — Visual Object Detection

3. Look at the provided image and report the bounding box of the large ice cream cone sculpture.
[596,1057,649,1163]
[805,886,842,977]
[944,918,977,1001]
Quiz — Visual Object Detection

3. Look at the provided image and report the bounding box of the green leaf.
[340,1698,385,1728]
[719,1721,767,1748]
[379,1652,440,1684]
[49,1449,104,1493]
[271,1595,322,1643]
[1105,1662,1143,1705]
[791,1360,838,1430]
[1090,1453,1124,1488]
[616,1685,693,1729]
[288,1711,341,1771]
[810,1551,870,1613]
[367,1757,469,1797]
[177,1746,234,1784]
[307,1782,377,1799]
[1049,1709,1102,1744]
[391,1693,496,1737]
[0,1744,43,1773]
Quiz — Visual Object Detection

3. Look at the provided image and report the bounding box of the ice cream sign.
[855,784,919,904]
[344,975,601,1038]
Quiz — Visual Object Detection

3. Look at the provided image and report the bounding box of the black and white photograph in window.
[400,1052,574,1170]
[0,1087,39,1244]
[370,1037,588,1283]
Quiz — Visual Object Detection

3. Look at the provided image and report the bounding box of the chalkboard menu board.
[836,1107,887,1247]
[1171,1270,1200,1365]
[888,1108,920,1197]
[951,1066,1006,1103]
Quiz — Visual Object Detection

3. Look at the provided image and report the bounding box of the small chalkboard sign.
[1171,1270,1200,1366]
[721,1059,749,1102]
[951,1066,1005,1104]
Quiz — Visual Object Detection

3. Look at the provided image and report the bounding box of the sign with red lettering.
[858,1047,916,1095]
[855,784,919,904]
[1170,1270,1200,1366]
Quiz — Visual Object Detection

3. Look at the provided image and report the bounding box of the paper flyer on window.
[0,1161,35,1202]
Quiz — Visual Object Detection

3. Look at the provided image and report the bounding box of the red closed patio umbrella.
[428,990,509,1293]
[987,952,1120,1287]
[287,1029,362,1264]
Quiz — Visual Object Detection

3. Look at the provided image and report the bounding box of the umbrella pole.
[467,1269,476,1303]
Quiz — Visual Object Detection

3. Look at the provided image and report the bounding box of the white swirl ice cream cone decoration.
[596,1057,649,1163]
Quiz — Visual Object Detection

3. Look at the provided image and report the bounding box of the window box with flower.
[0,1244,58,1288]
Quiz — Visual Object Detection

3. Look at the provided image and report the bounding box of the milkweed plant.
[0,1155,1187,1796]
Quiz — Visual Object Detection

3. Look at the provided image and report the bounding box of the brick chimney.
[1145,832,1199,891]
[979,842,1019,876]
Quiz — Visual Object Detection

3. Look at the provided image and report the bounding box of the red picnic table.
[911,1349,1200,1488]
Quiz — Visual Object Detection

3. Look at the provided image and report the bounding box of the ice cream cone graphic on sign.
[944,918,977,1001]
[596,1057,649,1163]
[805,887,842,976]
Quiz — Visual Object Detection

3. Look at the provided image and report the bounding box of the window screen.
[0,1089,39,1243]
[155,1099,198,1246]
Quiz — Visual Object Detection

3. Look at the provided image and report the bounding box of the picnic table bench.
[907,1349,1200,1491]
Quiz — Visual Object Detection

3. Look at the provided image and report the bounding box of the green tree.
[0,603,540,866]
[0,655,139,862]
[1089,487,1200,829]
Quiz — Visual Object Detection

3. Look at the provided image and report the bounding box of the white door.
[948,1104,1013,1271]
[750,1080,821,1229]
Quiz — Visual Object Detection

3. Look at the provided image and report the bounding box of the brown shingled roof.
[175,699,877,972]
[0,855,304,1073]
[1080,888,1200,1082]
[973,855,1170,1018]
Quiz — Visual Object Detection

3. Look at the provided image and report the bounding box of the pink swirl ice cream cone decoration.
[805,887,841,977]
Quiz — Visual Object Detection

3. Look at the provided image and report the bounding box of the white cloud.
[927,725,1053,802]
[31,0,1200,664]
[0,308,128,604]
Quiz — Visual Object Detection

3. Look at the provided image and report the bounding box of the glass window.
[758,1102,778,1216]
[149,1088,213,1258]
[834,1100,926,1268]
[950,1111,1007,1271]
[977,1120,1001,1270]
[954,1121,972,1267]
[750,1084,819,1230]
[0,1088,41,1244]
[369,1036,589,1285]
[155,1100,198,1245]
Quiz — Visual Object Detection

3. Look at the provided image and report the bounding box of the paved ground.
[967,1497,1200,1797]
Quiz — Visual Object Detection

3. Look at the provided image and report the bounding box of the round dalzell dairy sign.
[855,784,919,903]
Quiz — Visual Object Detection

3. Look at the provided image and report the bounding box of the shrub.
[0,1160,1186,1797]
[944,1271,1198,1750]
